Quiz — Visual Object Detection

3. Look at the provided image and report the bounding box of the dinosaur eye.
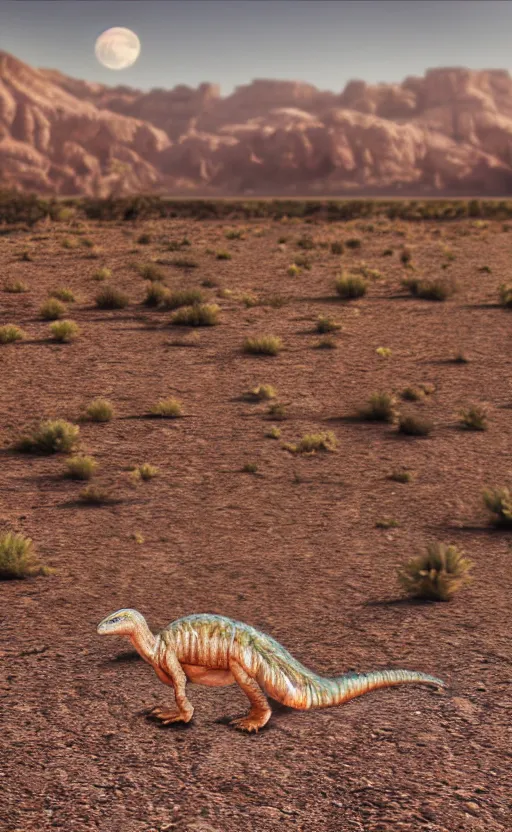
[109,616,121,624]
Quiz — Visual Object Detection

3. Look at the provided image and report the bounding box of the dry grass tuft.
[285,431,338,454]
[151,397,183,418]
[49,320,80,343]
[243,335,282,356]
[359,392,398,423]
[398,542,472,601]
[171,303,220,326]
[40,298,66,321]
[335,273,367,299]
[16,419,80,454]
[95,286,129,310]
[0,532,52,580]
[0,324,24,344]
[85,398,115,422]
[65,455,98,480]
[483,487,512,527]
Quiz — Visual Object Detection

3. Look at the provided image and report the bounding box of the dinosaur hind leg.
[228,660,272,733]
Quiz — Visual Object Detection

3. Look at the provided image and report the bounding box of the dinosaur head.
[97,608,145,637]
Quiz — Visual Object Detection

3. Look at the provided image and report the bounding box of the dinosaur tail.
[289,668,446,711]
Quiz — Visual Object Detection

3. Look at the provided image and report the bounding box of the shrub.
[376,347,392,358]
[483,487,512,527]
[92,267,112,281]
[398,414,432,436]
[151,397,182,418]
[49,287,75,302]
[16,419,80,453]
[388,470,413,483]
[49,320,80,343]
[330,241,344,255]
[316,336,337,349]
[143,281,170,307]
[287,264,301,276]
[266,425,281,439]
[345,237,362,249]
[137,263,165,281]
[132,463,159,481]
[172,257,199,269]
[382,248,394,256]
[359,392,398,423]
[404,276,456,301]
[296,235,315,250]
[398,542,472,601]
[460,404,488,431]
[376,518,399,529]
[171,303,220,326]
[95,286,129,309]
[0,532,51,579]
[65,455,98,480]
[400,247,412,265]
[4,279,28,293]
[137,233,152,244]
[335,273,367,299]
[163,288,204,310]
[85,398,114,422]
[401,387,425,402]
[40,298,66,320]
[61,236,78,249]
[0,324,24,344]
[499,284,512,308]
[242,462,258,473]
[243,335,282,356]
[285,431,338,454]
[316,315,341,333]
[244,384,277,401]
[78,485,112,505]
[215,250,232,261]
[294,255,311,270]
[268,402,287,420]
[225,229,244,239]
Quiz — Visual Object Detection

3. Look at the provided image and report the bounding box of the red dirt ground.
[1,214,511,832]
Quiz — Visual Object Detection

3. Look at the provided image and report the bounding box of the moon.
[94,27,141,70]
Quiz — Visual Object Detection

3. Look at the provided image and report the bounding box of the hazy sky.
[1,0,511,94]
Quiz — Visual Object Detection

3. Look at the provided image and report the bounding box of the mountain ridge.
[2,51,512,196]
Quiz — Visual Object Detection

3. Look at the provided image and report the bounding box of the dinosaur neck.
[129,618,157,664]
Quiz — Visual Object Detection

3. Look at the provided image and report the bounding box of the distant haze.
[0,0,511,94]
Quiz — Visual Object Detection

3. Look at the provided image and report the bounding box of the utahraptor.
[97,609,446,732]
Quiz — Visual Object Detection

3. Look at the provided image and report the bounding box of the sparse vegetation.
[296,235,315,250]
[316,336,337,349]
[499,283,512,308]
[460,404,488,431]
[0,324,24,344]
[335,273,367,299]
[40,298,66,321]
[215,250,232,261]
[287,264,301,276]
[403,276,456,301]
[151,397,183,418]
[376,518,399,529]
[330,241,344,255]
[398,542,472,601]
[265,425,281,439]
[95,286,129,309]
[316,315,341,333]
[388,470,413,483]
[244,384,277,401]
[171,303,220,326]
[49,287,76,303]
[242,462,258,474]
[78,485,112,505]
[285,431,338,454]
[345,237,362,249]
[163,288,204,310]
[137,263,165,281]
[85,398,114,423]
[243,335,282,356]
[483,487,512,527]
[4,278,28,293]
[268,402,287,420]
[92,267,111,281]
[171,257,199,269]
[401,387,425,402]
[398,414,433,436]
[16,419,80,454]
[49,320,80,342]
[0,532,51,580]
[137,233,152,245]
[143,281,170,307]
[359,392,398,423]
[65,455,98,480]
[132,463,159,482]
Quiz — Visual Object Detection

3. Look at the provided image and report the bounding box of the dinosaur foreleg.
[147,653,194,725]
[228,660,272,733]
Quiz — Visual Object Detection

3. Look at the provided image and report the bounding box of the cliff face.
[2,52,512,196]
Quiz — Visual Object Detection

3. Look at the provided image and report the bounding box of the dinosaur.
[97,609,446,733]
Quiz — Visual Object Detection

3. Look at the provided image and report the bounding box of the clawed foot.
[146,706,192,726]
[229,715,268,733]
